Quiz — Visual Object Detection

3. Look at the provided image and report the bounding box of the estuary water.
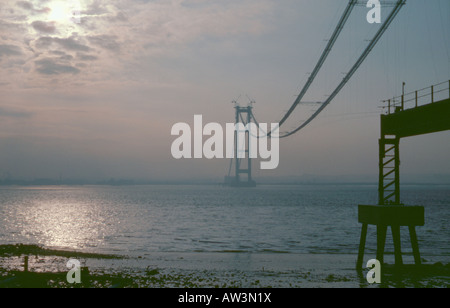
[0,184,448,287]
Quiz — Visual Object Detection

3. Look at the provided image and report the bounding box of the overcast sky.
[0,0,449,182]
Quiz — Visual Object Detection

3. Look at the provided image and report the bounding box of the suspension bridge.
[226,0,407,187]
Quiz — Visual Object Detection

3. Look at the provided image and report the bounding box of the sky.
[0,0,449,183]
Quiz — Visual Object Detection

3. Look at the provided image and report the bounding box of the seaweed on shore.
[0,244,448,288]
[0,244,124,259]
[0,269,136,288]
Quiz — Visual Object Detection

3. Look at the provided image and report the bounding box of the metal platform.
[356,81,450,269]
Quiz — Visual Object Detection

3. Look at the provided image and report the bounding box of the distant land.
[0,173,449,186]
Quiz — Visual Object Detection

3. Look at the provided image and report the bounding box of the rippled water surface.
[0,184,448,258]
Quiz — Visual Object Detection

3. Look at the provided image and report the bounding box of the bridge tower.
[224,101,257,187]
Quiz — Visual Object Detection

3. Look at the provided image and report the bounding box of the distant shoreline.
[1,181,450,187]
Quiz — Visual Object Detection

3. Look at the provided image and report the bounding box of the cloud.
[35,58,80,75]
[0,44,23,59]
[81,0,110,16]
[0,106,33,118]
[126,0,273,55]
[108,11,128,23]
[87,35,121,52]
[4,0,274,84]
[31,20,56,34]
[77,53,99,61]
[36,36,91,52]
[16,0,50,14]
[16,1,34,11]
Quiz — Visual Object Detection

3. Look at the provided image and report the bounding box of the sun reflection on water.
[22,198,107,251]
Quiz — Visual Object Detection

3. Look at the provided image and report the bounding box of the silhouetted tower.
[225,101,256,187]
[357,80,450,269]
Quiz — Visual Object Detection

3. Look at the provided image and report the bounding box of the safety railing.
[382,80,450,115]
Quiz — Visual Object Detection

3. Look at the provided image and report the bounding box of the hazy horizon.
[2,171,450,186]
